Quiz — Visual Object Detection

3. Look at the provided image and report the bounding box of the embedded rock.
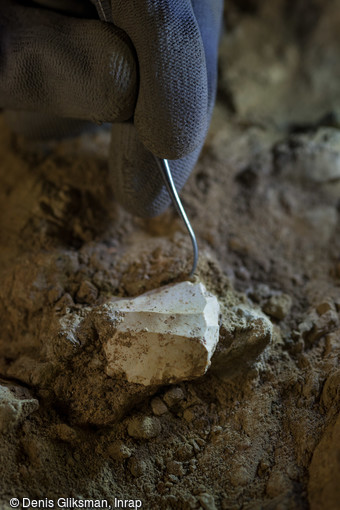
[98,282,220,386]
[263,293,292,320]
[0,381,39,433]
[211,304,273,378]
[127,416,161,439]
[275,128,340,184]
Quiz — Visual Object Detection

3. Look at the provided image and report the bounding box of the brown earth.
[1,1,340,509]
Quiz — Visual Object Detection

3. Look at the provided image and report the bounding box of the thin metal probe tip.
[155,157,198,277]
[94,4,198,274]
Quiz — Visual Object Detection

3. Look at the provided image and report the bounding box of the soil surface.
[1,1,340,509]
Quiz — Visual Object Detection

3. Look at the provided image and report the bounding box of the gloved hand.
[0,0,223,217]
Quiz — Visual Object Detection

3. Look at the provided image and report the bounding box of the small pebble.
[258,459,271,476]
[163,387,185,408]
[54,293,74,311]
[167,474,179,483]
[189,438,201,452]
[76,280,98,304]
[127,416,161,439]
[53,424,77,443]
[175,443,194,461]
[151,397,168,416]
[316,301,333,316]
[230,465,252,487]
[128,457,146,477]
[183,408,195,423]
[189,459,197,472]
[263,293,292,320]
[0,384,39,433]
[166,460,185,477]
[108,440,132,460]
[199,493,217,510]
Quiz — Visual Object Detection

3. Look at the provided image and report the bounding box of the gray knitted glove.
[0,0,223,217]
[106,0,223,216]
[0,0,137,123]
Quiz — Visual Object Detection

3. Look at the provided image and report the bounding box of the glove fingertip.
[109,123,200,217]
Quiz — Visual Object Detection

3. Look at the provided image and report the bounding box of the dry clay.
[1,1,340,507]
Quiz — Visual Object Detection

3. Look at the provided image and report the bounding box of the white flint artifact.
[101,282,220,386]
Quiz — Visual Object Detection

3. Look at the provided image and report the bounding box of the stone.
[211,304,272,378]
[76,280,98,304]
[127,416,161,439]
[316,301,333,316]
[199,493,218,510]
[183,408,195,423]
[263,293,292,320]
[166,460,185,477]
[108,440,132,460]
[128,457,146,477]
[52,424,78,443]
[175,443,194,461]
[150,397,168,416]
[162,387,185,408]
[299,308,339,345]
[230,465,252,487]
[99,282,220,386]
[0,382,39,433]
